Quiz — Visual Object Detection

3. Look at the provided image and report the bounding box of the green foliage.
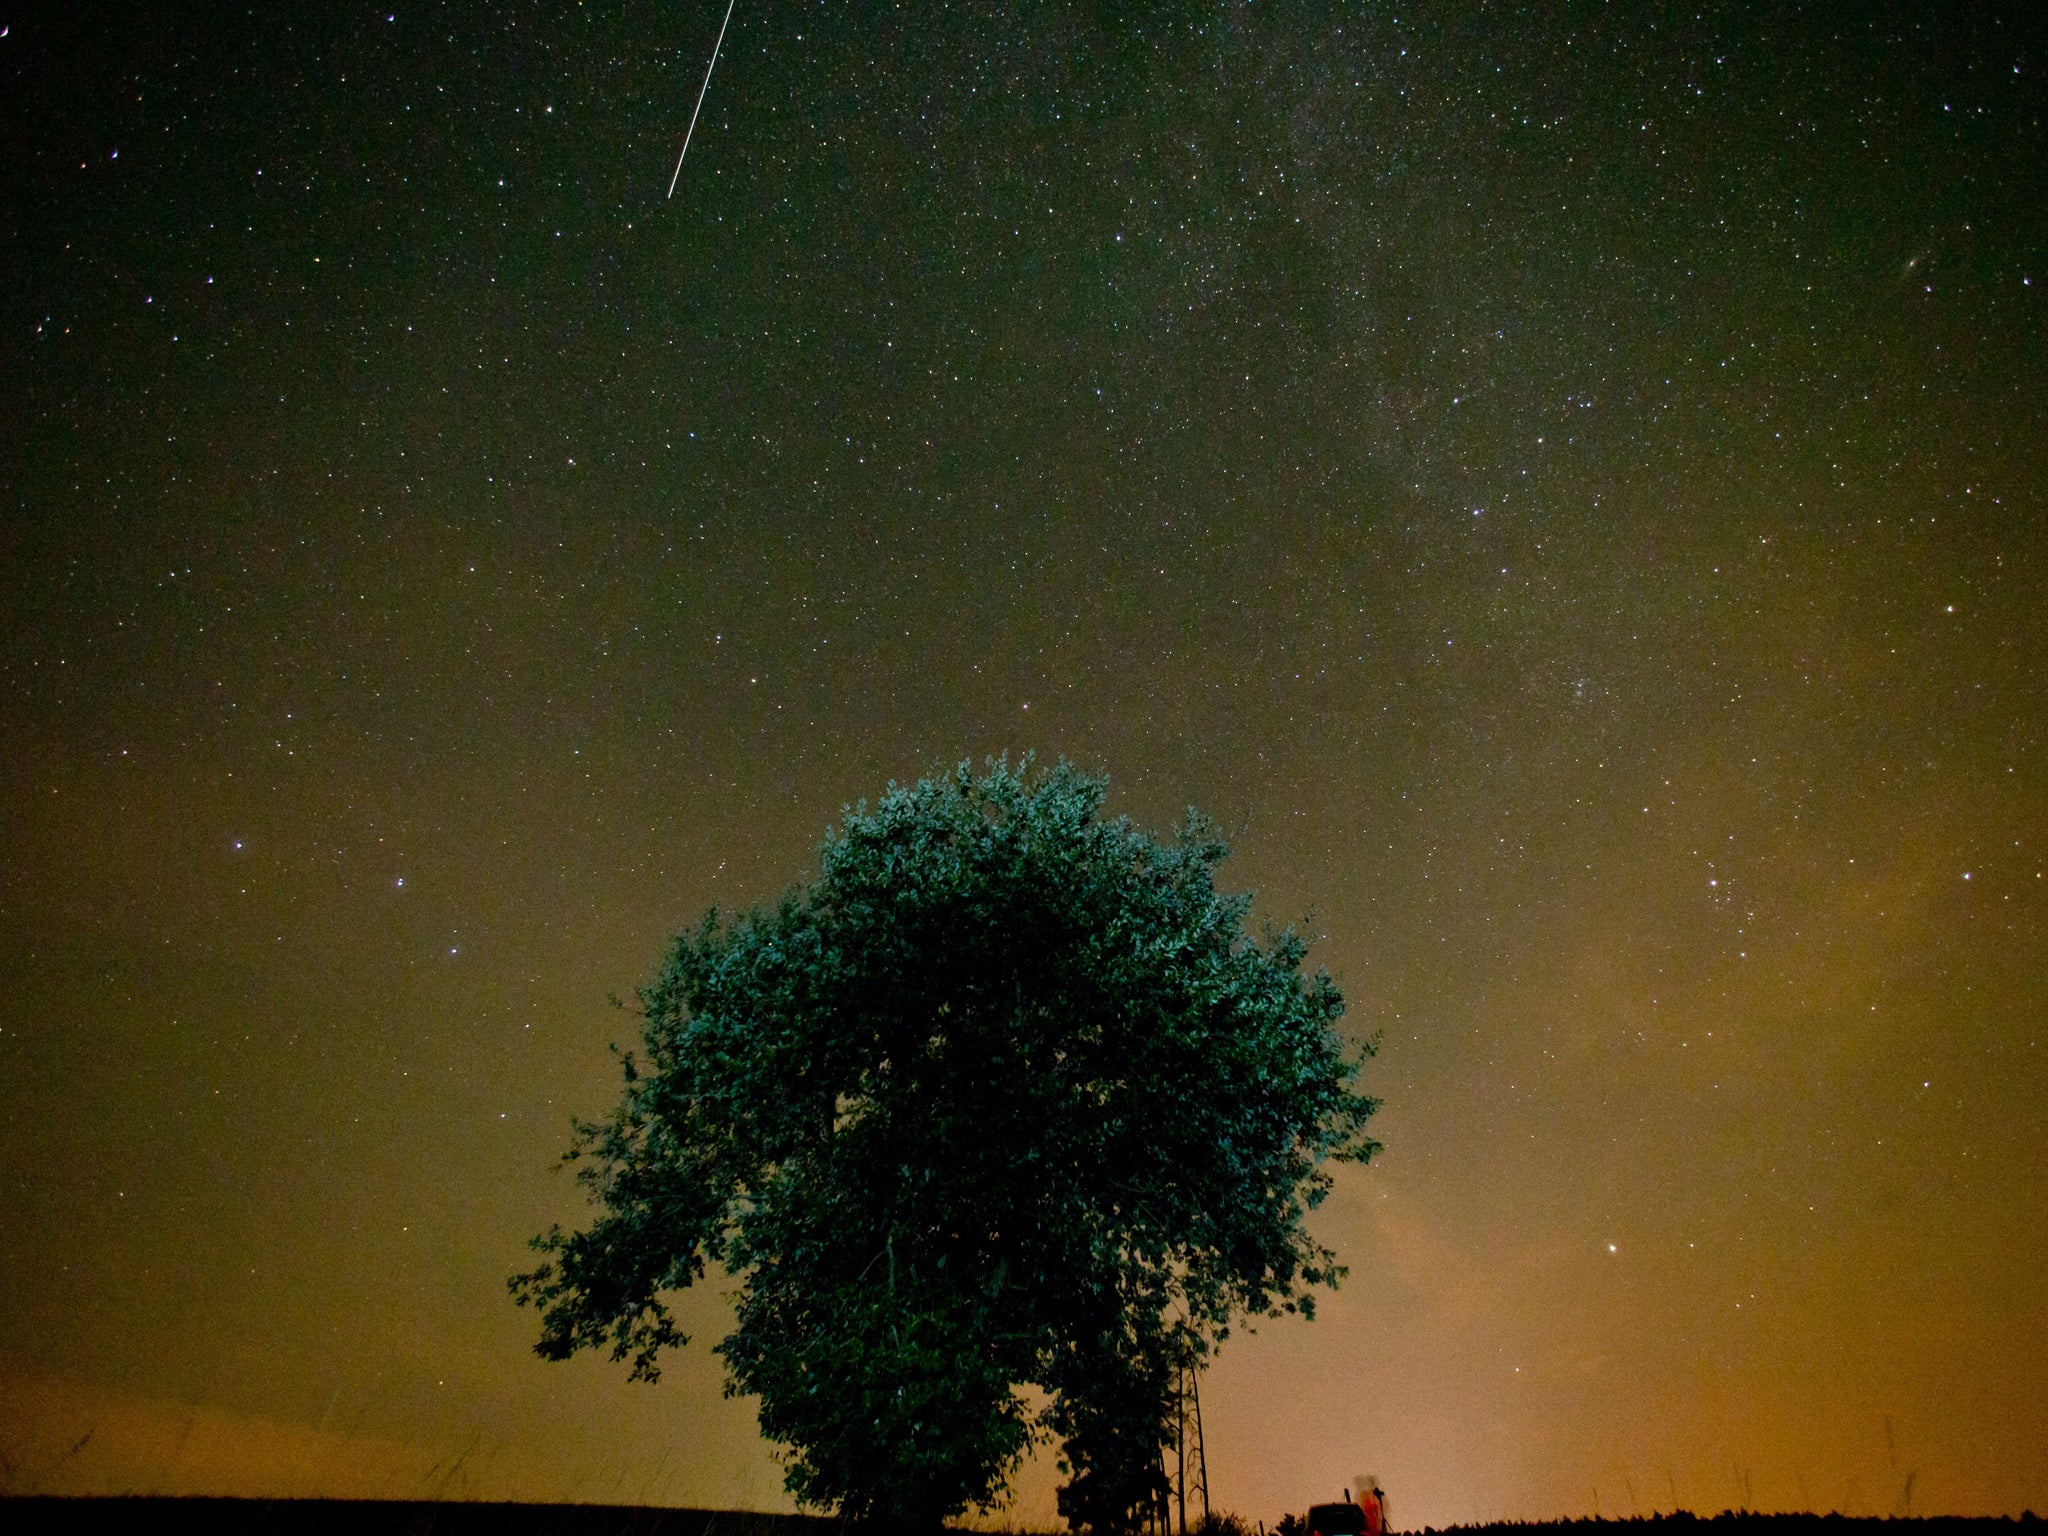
[512,759,1379,1533]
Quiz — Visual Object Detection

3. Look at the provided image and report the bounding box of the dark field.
[0,1505,2040,1536]
[0,1501,835,1535]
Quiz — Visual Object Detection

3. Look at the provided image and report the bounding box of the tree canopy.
[512,759,1379,1532]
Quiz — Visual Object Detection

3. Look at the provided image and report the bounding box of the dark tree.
[512,760,1379,1533]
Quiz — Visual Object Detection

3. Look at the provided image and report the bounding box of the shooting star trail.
[668,0,738,199]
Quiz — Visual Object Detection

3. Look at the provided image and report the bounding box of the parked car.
[1306,1488,1387,1536]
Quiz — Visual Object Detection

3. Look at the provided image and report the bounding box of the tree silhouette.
[512,759,1379,1533]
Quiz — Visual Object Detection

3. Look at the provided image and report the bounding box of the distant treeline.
[0,1505,2040,1536]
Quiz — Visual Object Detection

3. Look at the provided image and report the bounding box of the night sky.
[2,1,2044,1524]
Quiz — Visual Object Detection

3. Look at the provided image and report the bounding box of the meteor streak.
[668,0,738,198]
